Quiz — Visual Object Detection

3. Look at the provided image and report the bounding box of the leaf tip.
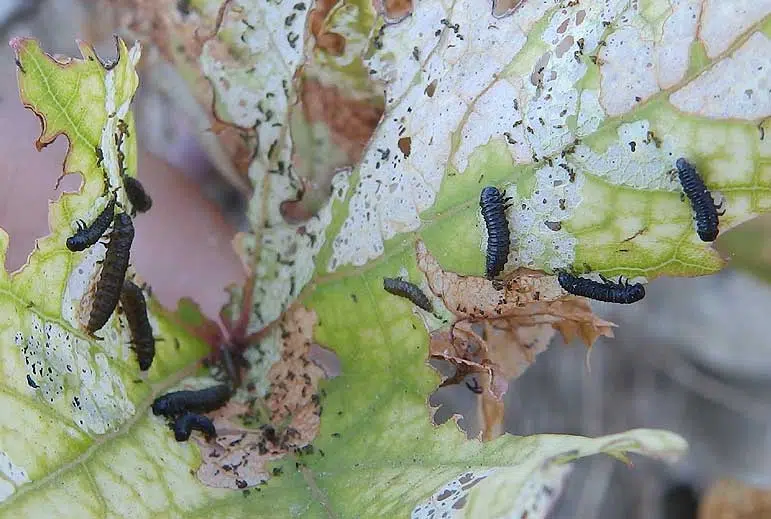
[9,36,31,53]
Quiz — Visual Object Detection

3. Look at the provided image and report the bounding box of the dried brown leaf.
[421,239,614,408]
[417,240,563,320]
[197,306,327,489]
[429,322,552,402]
[550,298,616,346]
[416,240,615,346]
[479,378,505,441]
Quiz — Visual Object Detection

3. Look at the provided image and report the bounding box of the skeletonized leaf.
[11,0,771,515]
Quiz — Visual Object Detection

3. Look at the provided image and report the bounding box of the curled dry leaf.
[283,76,385,221]
[470,322,555,439]
[417,241,614,342]
[418,240,563,320]
[420,239,614,404]
[429,322,552,401]
[479,378,506,441]
[197,306,327,489]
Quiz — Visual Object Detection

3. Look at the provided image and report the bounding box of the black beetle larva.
[674,158,723,242]
[152,384,232,417]
[172,413,216,441]
[120,279,155,371]
[480,186,512,279]
[86,212,134,333]
[557,271,645,304]
[122,175,152,215]
[383,277,433,313]
[66,197,116,252]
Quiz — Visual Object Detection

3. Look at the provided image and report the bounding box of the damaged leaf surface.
[11,0,771,516]
[151,0,771,338]
[201,0,765,513]
[0,38,210,513]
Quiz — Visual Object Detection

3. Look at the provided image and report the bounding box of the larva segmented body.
[383,277,433,313]
[66,198,116,252]
[557,271,645,304]
[675,158,722,242]
[120,279,155,371]
[480,186,512,279]
[152,384,232,417]
[86,212,134,333]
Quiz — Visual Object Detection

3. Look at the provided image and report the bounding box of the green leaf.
[199,0,771,334]
[197,0,766,514]
[0,38,209,510]
[8,0,771,515]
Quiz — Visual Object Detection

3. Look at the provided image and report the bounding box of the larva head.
[174,428,191,442]
[480,186,500,205]
[137,353,153,372]
[173,415,193,441]
[629,283,645,301]
[66,235,86,252]
[675,157,690,173]
[151,397,171,416]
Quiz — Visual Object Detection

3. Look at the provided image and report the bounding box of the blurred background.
[2,1,771,518]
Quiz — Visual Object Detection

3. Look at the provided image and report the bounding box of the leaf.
[11,0,771,516]
[323,2,771,280]
[0,37,209,509]
[146,0,771,336]
[196,0,764,512]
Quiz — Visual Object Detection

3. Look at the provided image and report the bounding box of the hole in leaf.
[4,156,81,273]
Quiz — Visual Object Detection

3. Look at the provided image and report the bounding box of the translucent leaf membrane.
[10,0,771,515]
